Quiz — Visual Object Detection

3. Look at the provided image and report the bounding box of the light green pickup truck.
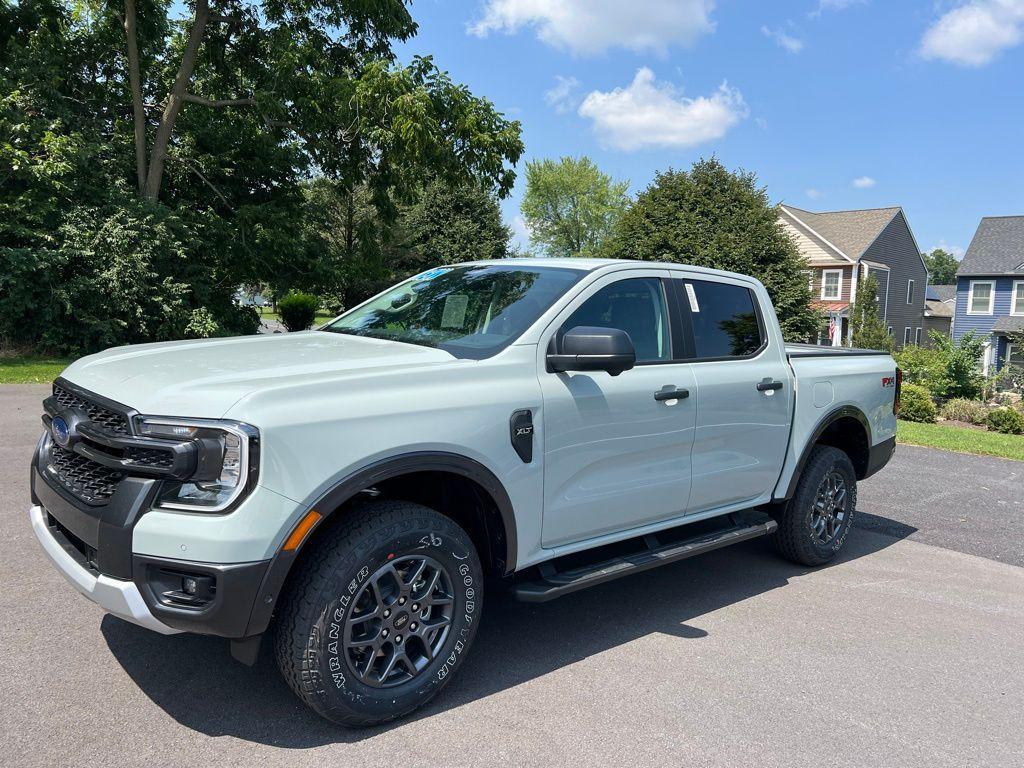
[31,259,899,726]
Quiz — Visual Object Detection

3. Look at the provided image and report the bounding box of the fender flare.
[779,405,872,501]
[242,451,518,638]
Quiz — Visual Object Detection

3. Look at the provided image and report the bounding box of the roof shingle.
[781,205,901,260]
[957,216,1024,276]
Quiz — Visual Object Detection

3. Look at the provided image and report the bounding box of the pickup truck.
[30,259,899,726]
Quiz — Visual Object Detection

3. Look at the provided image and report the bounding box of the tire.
[274,500,483,727]
[773,445,857,567]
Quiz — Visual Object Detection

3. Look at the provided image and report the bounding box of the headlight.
[136,417,259,513]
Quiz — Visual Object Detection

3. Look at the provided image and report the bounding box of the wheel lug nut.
[395,635,403,644]
[383,609,390,618]
[399,597,406,605]
[410,622,417,631]
[411,603,419,612]
[382,628,389,637]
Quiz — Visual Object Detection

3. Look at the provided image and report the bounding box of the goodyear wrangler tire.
[773,445,857,567]
[274,500,483,727]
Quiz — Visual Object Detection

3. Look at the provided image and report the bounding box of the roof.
[925,299,953,318]
[460,258,765,283]
[957,216,1024,276]
[780,205,901,260]
[814,301,849,313]
[993,316,1024,333]
[928,284,956,302]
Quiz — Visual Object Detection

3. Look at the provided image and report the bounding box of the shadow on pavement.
[103,513,916,747]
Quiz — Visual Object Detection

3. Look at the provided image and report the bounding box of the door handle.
[757,380,784,392]
[654,388,690,402]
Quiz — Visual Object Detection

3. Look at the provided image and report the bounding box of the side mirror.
[547,326,636,376]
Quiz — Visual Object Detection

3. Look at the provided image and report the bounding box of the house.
[952,215,1024,374]
[778,205,928,347]
[923,284,954,343]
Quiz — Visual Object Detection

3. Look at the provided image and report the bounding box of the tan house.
[778,204,929,348]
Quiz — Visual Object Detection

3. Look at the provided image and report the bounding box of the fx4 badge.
[881,376,896,388]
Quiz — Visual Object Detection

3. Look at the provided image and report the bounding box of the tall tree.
[923,248,959,285]
[850,273,893,351]
[0,0,522,353]
[520,156,630,258]
[602,158,820,340]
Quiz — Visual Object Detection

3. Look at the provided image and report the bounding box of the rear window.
[684,279,765,359]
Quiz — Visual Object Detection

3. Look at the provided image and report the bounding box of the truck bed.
[785,343,891,359]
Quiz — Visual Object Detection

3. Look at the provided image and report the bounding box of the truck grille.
[52,383,130,435]
[48,444,124,503]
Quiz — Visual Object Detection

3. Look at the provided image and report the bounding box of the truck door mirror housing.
[547,326,637,376]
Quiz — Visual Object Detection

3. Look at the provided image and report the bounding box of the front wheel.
[773,445,857,566]
[274,500,483,727]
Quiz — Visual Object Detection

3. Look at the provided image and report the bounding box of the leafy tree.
[602,158,820,340]
[895,331,985,400]
[0,0,523,354]
[850,273,893,352]
[923,248,959,285]
[521,156,630,258]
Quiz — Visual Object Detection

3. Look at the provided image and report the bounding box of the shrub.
[986,407,1024,435]
[940,398,989,425]
[899,383,937,423]
[894,332,985,401]
[278,291,319,332]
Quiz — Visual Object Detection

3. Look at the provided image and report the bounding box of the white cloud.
[920,1,1024,67]
[811,0,865,16]
[806,188,823,199]
[578,68,747,151]
[544,75,581,113]
[931,240,966,259]
[754,116,769,130]
[761,25,805,53]
[852,176,876,188]
[468,0,715,56]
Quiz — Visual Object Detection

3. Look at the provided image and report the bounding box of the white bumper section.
[30,505,181,635]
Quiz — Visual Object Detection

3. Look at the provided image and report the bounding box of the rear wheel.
[274,500,483,727]
[773,445,857,566]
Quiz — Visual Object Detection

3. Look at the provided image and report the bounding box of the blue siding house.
[953,216,1024,373]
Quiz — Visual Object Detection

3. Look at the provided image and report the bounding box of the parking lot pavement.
[3,383,1023,767]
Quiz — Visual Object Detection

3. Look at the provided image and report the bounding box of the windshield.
[321,264,584,359]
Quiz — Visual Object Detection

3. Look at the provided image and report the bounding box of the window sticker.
[441,294,470,329]
[685,283,700,313]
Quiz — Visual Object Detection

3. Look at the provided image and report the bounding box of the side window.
[561,277,671,362]
[685,279,765,359]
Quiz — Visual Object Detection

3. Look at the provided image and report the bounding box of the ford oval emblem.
[51,416,71,448]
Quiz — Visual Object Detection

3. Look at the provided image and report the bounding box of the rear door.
[538,269,697,547]
[670,273,793,514]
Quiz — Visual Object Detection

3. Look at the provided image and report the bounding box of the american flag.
[828,315,837,343]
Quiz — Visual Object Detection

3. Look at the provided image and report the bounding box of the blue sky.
[396,0,1024,261]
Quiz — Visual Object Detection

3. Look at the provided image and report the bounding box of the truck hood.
[61,331,456,418]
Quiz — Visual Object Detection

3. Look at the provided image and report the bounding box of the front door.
[539,271,697,547]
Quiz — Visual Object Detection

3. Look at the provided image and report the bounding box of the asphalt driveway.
[2,384,1022,767]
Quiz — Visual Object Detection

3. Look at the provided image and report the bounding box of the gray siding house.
[952,216,1024,374]
[779,205,929,347]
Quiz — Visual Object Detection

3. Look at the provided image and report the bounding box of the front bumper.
[30,504,179,635]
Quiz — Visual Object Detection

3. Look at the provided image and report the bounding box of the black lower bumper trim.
[863,435,896,480]
[133,555,271,637]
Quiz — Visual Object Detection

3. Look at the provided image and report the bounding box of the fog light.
[182,576,199,595]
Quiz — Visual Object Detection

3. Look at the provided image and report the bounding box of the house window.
[967,280,995,315]
[887,326,893,336]
[820,269,842,300]
[915,327,923,345]
[903,327,912,345]
[1012,281,1024,316]
[1008,343,1023,370]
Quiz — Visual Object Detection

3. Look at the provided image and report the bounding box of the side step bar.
[514,512,778,603]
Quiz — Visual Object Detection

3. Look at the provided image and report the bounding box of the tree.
[602,158,820,340]
[850,273,893,351]
[0,0,523,354]
[923,248,959,285]
[521,156,630,258]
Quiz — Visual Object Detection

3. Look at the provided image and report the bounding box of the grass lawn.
[898,419,1024,462]
[0,356,71,384]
